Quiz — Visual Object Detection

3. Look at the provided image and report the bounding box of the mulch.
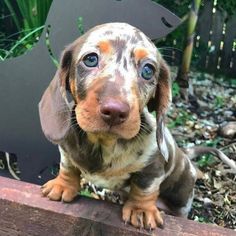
[169,69,236,230]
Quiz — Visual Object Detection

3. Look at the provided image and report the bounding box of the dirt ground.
[168,70,236,230]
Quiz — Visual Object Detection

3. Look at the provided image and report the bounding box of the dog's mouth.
[83,123,139,139]
[76,114,141,144]
[74,93,142,142]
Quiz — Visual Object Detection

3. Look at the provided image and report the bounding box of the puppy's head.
[39,23,171,158]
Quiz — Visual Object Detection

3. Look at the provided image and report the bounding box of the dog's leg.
[122,184,163,229]
[160,158,197,217]
[41,146,81,202]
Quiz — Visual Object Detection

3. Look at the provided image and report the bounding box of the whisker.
[157,47,183,52]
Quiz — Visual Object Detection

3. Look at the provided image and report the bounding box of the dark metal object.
[0,0,181,184]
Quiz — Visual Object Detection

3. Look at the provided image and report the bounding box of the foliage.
[77,17,84,35]
[172,81,180,97]
[80,189,92,198]
[0,26,44,60]
[167,110,194,129]
[155,0,236,77]
[217,0,236,17]
[3,0,52,32]
[45,25,59,67]
[197,154,216,167]
[214,95,225,108]
[196,137,221,167]
[0,0,52,60]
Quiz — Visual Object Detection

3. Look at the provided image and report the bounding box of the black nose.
[100,100,130,126]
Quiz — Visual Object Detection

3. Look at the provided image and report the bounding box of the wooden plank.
[221,15,236,77]
[195,1,213,69]
[0,177,234,236]
[207,9,225,73]
[194,2,236,77]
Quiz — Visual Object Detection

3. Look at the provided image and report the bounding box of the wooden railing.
[0,176,234,236]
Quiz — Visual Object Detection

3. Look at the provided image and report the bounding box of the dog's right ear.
[38,47,74,144]
[147,59,172,162]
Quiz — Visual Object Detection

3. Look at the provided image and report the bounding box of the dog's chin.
[86,131,118,146]
[77,115,141,144]
[81,126,139,146]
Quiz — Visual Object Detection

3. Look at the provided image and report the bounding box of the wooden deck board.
[0,176,234,236]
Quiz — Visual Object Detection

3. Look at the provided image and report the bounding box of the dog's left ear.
[147,59,172,162]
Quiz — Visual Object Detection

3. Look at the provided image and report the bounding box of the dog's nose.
[100,100,130,126]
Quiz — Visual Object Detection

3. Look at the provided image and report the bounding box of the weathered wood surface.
[0,177,235,236]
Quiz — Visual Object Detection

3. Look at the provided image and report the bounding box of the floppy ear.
[147,59,172,161]
[38,47,75,144]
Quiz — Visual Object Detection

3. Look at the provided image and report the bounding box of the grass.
[0,25,44,60]
[4,0,52,32]
[0,0,52,60]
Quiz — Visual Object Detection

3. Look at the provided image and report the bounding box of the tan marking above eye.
[98,40,113,54]
[134,48,149,61]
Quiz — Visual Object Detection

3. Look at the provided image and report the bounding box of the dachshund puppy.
[39,22,197,229]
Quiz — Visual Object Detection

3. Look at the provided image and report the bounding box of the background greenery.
[0,0,52,60]
[1,0,236,73]
[154,0,236,68]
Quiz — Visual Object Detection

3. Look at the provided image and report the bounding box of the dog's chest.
[80,134,157,190]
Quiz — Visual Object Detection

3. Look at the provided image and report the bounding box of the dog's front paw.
[41,170,80,202]
[122,201,164,229]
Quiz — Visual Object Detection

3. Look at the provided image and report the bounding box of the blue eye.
[83,53,98,67]
[141,64,155,80]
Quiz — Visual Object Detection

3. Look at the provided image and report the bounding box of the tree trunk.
[176,0,202,100]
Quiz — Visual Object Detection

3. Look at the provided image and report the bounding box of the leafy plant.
[45,25,59,67]
[217,0,236,17]
[197,154,216,167]
[172,81,180,97]
[214,95,225,108]
[1,25,44,60]
[0,0,52,59]
[4,0,52,33]
[80,189,92,198]
[77,17,84,35]
[168,110,194,128]
[196,138,221,167]
[193,215,211,223]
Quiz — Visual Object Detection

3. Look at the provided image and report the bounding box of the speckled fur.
[39,23,197,227]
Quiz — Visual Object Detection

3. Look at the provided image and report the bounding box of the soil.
[169,70,236,230]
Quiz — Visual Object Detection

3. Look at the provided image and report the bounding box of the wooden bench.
[0,176,234,236]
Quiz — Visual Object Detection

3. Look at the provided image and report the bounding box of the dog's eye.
[83,53,99,67]
[141,64,155,80]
